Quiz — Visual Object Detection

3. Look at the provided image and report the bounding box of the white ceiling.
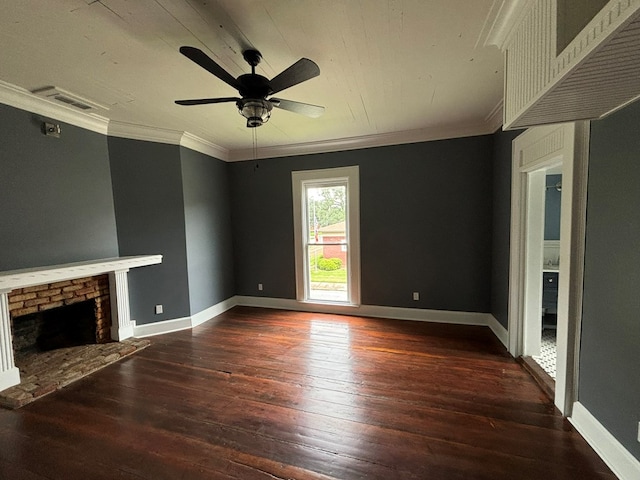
[0,0,504,159]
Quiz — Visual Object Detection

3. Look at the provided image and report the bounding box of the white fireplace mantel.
[0,255,162,392]
[0,255,162,291]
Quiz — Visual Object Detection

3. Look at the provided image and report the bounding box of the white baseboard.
[569,402,640,480]
[487,314,509,349]
[133,295,505,352]
[190,297,237,327]
[132,297,238,338]
[133,316,192,338]
[235,295,492,326]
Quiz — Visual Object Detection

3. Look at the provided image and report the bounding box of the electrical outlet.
[258,283,263,291]
[155,304,163,315]
[412,292,419,301]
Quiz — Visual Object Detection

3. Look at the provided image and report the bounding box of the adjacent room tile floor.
[533,328,557,379]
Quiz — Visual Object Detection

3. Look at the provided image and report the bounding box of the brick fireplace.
[8,275,112,355]
[0,256,162,393]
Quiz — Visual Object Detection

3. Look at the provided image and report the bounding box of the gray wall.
[0,104,118,271]
[230,136,494,312]
[490,128,522,329]
[580,100,640,461]
[108,137,191,324]
[0,101,506,327]
[544,174,562,240]
[180,147,235,313]
[0,101,244,327]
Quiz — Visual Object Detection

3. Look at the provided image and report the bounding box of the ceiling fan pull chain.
[252,127,259,171]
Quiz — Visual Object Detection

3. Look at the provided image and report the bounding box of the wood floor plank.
[0,306,615,479]
[68,359,607,477]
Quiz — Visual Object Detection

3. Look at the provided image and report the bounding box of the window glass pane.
[305,184,348,302]
[307,245,348,302]
[306,185,347,244]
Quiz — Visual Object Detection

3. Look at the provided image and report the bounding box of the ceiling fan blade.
[179,46,240,90]
[175,97,240,106]
[269,58,320,94]
[271,98,325,118]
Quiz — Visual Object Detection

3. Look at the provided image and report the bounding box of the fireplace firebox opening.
[12,300,98,357]
[8,274,112,359]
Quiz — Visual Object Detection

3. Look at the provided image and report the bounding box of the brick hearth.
[0,338,150,408]
[0,273,154,409]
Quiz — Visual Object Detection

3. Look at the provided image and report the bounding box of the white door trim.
[522,169,546,357]
[508,122,589,414]
[565,122,590,414]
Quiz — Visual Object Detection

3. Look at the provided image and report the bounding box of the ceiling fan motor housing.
[237,74,272,99]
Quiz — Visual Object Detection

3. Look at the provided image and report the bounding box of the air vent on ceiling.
[31,86,108,112]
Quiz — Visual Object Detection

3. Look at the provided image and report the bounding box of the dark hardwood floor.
[0,307,614,479]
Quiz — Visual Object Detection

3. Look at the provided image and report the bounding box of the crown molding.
[485,100,504,133]
[107,120,184,145]
[0,80,109,135]
[107,122,229,160]
[480,0,533,49]
[228,121,497,161]
[108,121,230,160]
[180,132,229,161]
[0,79,504,162]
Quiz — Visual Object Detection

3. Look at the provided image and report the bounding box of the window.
[292,166,360,305]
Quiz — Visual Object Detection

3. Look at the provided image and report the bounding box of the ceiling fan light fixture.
[238,98,272,128]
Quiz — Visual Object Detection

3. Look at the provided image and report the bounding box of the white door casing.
[508,121,590,414]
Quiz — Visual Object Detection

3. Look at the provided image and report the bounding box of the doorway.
[508,122,590,415]
[523,167,562,382]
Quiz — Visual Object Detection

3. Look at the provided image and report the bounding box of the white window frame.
[292,166,360,305]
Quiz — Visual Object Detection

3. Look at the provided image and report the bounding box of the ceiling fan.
[175,47,325,128]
